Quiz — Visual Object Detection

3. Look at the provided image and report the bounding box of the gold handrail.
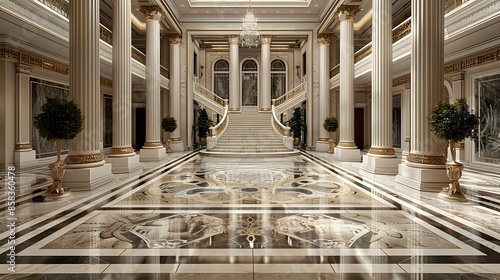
[194,82,226,107]
[274,81,306,108]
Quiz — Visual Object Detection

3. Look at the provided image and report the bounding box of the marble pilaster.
[260,35,272,112]
[360,0,399,174]
[334,5,361,161]
[107,0,141,173]
[139,6,166,161]
[316,35,332,153]
[168,34,184,152]
[395,0,448,191]
[14,64,37,167]
[228,35,240,111]
[64,0,113,190]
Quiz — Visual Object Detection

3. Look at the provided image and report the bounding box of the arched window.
[271,59,287,100]
[213,59,229,100]
[241,59,258,106]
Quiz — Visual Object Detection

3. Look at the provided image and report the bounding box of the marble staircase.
[207,111,294,154]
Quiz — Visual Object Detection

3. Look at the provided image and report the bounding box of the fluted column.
[402,83,411,160]
[14,65,37,167]
[316,35,331,152]
[106,0,141,173]
[169,35,184,152]
[396,0,448,191]
[334,5,361,162]
[228,35,240,111]
[451,72,465,161]
[140,6,166,161]
[64,0,113,190]
[360,0,399,174]
[260,35,272,111]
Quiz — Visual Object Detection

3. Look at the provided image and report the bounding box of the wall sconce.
[200,65,204,78]
[296,65,300,78]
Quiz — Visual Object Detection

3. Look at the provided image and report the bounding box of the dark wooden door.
[354,108,364,150]
[135,108,146,150]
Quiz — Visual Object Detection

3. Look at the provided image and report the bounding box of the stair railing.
[271,100,293,150]
[207,100,229,150]
[274,80,307,115]
[193,82,226,115]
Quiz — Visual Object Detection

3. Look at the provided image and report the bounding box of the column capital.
[317,34,331,45]
[226,35,239,45]
[260,35,273,45]
[338,5,361,21]
[16,64,31,75]
[140,5,162,21]
[168,35,182,45]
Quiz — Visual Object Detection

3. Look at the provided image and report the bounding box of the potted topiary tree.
[429,98,478,202]
[286,107,306,147]
[162,117,177,153]
[34,97,83,199]
[194,108,214,147]
[323,116,339,154]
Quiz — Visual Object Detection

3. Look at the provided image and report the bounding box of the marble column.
[260,35,272,112]
[140,6,166,161]
[402,83,411,161]
[14,64,37,167]
[360,0,399,174]
[316,35,332,152]
[451,72,466,161]
[169,34,184,152]
[334,5,361,161]
[396,0,448,191]
[106,0,141,173]
[64,0,113,190]
[228,35,240,112]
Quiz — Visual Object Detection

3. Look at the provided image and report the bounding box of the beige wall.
[0,60,16,167]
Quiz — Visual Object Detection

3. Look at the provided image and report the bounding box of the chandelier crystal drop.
[240,8,260,48]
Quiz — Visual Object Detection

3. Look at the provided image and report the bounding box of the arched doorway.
[241,59,258,107]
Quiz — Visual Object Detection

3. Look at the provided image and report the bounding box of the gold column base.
[65,153,104,164]
[337,141,357,148]
[109,147,135,155]
[368,147,395,156]
[407,153,447,165]
[143,141,163,148]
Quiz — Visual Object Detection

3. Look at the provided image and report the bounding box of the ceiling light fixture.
[239,0,260,48]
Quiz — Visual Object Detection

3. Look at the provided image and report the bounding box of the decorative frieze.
[407,153,447,165]
[65,153,104,164]
[109,147,135,155]
[1,44,69,75]
[16,64,32,74]
[100,77,113,89]
[15,143,32,150]
[392,74,411,87]
[451,72,465,81]
[368,147,396,156]
[392,18,411,43]
[444,46,500,74]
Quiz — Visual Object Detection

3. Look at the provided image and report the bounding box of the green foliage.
[194,108,215,137]
[429,98,479,142]
[161,117,177,132]
[34,97,83,141]
[286,107,307,139]
[323,117,339,133]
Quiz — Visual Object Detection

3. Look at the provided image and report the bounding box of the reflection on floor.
[1,151,500,279]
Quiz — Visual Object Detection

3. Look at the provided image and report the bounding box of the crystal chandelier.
[239,1,260,48]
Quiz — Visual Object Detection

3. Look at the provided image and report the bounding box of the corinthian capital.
[338,5,361,21]
[140,6,162,21]
[317,34,331,45]
[168,35,182,45]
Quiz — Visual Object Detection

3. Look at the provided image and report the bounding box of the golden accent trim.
[143,141,163,148]
[1,44,68,75]
[168,35,182,45]
[16,64,31,74]
[392,18,411,43]
[337,141,357,148]
[109,147,135,155]
[445,46,500,74]
[15,143,32,150]
[338,5,361,20]
[260,108,272,111]
[354,43,372,63]
[100,76,113,89]
[318,138,330,142]
[407,153,447,165]
[170,138,182,142]
[393,74,411,87]
[228,108,240,111]
[65,153,104,164]
[140,6,162,20]
[451,73,465,81]
[368,147,396,155]
[317,35,331,45]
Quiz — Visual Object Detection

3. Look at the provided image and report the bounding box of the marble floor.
[1,150,500,279]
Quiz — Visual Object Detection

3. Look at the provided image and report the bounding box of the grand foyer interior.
[1,0,500,278]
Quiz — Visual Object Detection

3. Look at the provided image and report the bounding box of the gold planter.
[438,140,467,202]
[327,139,334,154]
[166,138,172,153]
[46,160,70,200]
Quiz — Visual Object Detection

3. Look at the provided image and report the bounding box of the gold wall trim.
[445,46,500,74]
[100,77,113,89]
[393,74,411,87]
[407,153,447,165]
[65,153,104,164]
[228,108,240,111]
[368,147,396,155]
[16,64,32,74]
[260,108,271,111]
[109,147,135,155]
[0,44,69,75]
[451,72,465,81]
[15,143,32,150]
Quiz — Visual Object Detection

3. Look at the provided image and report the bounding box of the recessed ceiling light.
[314,4,319,7]
[262,11,266,13]
[290,11,294,13]
[205,11,209,13]
[276,11,280,13]
[180,4,184,7]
